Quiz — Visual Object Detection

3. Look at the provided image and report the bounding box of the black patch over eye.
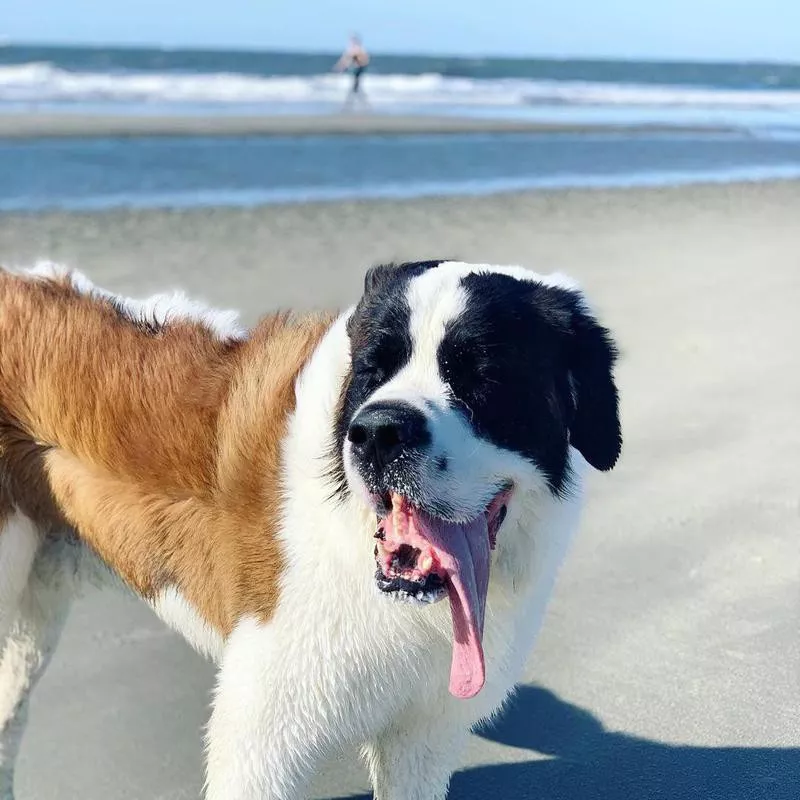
[438,273,573,494]
[353,337,407,393]
[359,338,405,376]
[440,339,493,407]
[354,361,385,384]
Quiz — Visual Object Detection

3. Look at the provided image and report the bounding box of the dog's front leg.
[363,713,470,800]
[204,619,326,800]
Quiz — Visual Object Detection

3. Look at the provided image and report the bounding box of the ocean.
[2,44,800,211]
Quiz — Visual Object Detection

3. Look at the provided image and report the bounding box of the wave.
[5,62,800,110]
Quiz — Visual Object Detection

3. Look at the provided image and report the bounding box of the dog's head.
[331,261,621,698]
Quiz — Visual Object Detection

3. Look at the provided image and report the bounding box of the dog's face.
[331,261,621,698]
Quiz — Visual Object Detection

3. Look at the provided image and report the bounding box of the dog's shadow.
[336,684,799,799]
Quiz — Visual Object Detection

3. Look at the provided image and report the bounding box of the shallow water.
[2,131,800,211]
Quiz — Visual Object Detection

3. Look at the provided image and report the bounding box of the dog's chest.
[272,544,535,729]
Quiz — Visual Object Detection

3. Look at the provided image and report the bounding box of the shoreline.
[2,173,800,216]
[0,111,740,139]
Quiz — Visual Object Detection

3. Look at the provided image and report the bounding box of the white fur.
[0,517,39,643]
[24,261,244,341]
[151,587,224,661]
[0,525,91,799]
[1,263,597,800]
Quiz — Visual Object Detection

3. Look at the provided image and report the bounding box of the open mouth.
[372,487,512,700]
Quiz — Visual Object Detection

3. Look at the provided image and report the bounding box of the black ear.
[363,263,397,294]
[362,260,446,295]
[348,264,398,337]
[567,302,622,471]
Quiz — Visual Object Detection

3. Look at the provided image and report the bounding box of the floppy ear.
[567,302,622,471]
[363,260,447,295]
[347,264,399,337]
[363,263,397,295]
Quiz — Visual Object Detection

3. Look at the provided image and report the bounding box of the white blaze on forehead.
[367,267,466,409]
[406,267,469,386]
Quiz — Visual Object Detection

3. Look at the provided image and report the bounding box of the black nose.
[347,401,430,472]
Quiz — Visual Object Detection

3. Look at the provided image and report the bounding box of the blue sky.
[4,0,800,61]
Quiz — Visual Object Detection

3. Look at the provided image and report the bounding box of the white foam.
[4,62,800,111]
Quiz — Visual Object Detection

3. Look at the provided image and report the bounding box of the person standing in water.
[333,34,370,109]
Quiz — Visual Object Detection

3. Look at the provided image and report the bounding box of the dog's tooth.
[419,554,433,572]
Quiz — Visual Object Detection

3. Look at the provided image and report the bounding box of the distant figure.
[333,34,370,109]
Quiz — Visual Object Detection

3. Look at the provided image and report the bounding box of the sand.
[0,111,733,139]
[1,182,798,799]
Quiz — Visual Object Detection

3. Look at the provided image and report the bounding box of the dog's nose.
[347,402,430,471]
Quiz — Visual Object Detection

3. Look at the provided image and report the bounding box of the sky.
[3,0,800,62]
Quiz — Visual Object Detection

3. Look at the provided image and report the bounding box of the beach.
[2,181,798,798]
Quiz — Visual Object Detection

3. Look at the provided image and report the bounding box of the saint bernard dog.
[0,259,621,799]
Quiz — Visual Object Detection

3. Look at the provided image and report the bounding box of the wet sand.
[0,111,733,139]
[0,181,797,798]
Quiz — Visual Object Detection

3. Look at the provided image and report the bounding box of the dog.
[0,259,621,799]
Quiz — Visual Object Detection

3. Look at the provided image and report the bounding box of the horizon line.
[3,39,800,68]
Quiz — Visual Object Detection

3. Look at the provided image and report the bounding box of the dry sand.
[0,112,733,139]
[0,182,798,798]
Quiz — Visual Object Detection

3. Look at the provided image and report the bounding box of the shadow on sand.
[340,685,799,799]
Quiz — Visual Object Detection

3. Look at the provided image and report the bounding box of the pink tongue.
[384,501,491,699]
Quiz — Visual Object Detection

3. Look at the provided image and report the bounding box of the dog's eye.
[440,339,498,412]
[355,363,385,382]
[441,341,489,382]
[354,340,405,388]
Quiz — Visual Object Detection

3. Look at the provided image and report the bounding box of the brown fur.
[0,269,334,636]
